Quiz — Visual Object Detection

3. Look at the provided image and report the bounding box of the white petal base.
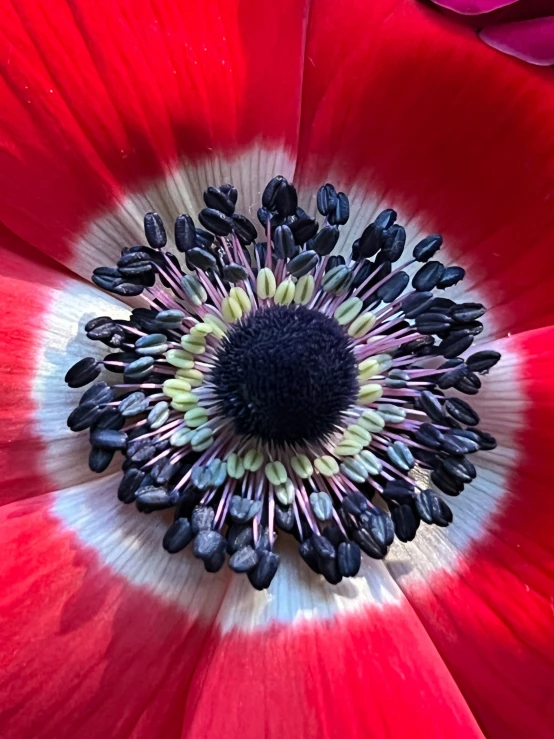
[52,476,401,630]
[33,282,129,489]
[387,341,525,584]
[71,144,296,279]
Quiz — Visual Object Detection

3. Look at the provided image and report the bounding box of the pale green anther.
[181,274,208,306]
[229,286,252,313]
[274,279,295,306]
[359,409,386,432]
[294,274,315,305]
[135,333,169,356]
[310,491,333,522]
[334,438,364,457]
[314,455,340,477]
[340,458,368,484]
[203,313,227,339]
[147,401,170,430]
[322,265,352,295]
[243,448,264,472]
[344,424,371,445]
[334,296,363,326]
[376,404,407,424]
[166,349,195,369]
[170,392,198,412]
[265,460,287,486]
[275,478,295,506]
[290,454,313,479]
[373,353,393,372]
[221,295,243,323]
[181,334,206,355]
[163,378,192,398]
[227,452,245,479]
[184,407,208,428]
[357,449,382,476]
[191,427,214,452]
[170,427,193,447]
[358,383,384,405]
[220,294,242,323]
[348,312,376,338]
[257,267,277,299]
[192,438,214,453]
[358,358,380,382]
[190,322,213,337]
[207,458,227,487]
[176,368,204,387]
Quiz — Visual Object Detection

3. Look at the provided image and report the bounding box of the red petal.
[0,229,63,505]
[0,0,307,273]
[297,0,554,339]
[389,327,554,739]
[480,17,554,65]
[429,0,519,14]
[0,487,484,738]
[0,486,224,738]
[183,603,484,739]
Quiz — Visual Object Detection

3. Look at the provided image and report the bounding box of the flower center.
[212,305,358,444]
[64,175,501,591]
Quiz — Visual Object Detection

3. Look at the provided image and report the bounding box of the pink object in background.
[427,0,554,64]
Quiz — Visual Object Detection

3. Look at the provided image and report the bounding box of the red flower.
[1,1,553,738]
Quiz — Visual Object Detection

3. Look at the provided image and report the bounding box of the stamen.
[65,177,501,590]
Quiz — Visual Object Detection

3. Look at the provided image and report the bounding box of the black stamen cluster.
[211,305,359,444]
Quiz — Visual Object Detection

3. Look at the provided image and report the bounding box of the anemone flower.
[1,1,554,738]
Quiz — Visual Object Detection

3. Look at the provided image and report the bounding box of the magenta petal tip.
[480,17,554,66]
[429,0,519,15]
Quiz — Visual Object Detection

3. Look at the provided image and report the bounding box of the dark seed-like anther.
[337,541,361,577]
[144,212,167,249]
[445,397,480,426]
[193,530,226,561]
[438,266,465,288]
[89,446,114,473]
[65,357,100,388]
[163,518,193,553]
[419,390,446,423]
[187,247,217,271]
[413,261,445,292]
[311,225,340,256]
[247,550,280,590]
[229,545,260,573]
[191,505,215,534]
[466,350,501,374]
[413,234,442,262]
[203,186,235,216]
[391,504,420,542]
[90,429,127,450]
[198,208,234,236]
[174,214,197,252]
[287,250,319,278]
[316,183,338,216]
[416,490,452,527]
